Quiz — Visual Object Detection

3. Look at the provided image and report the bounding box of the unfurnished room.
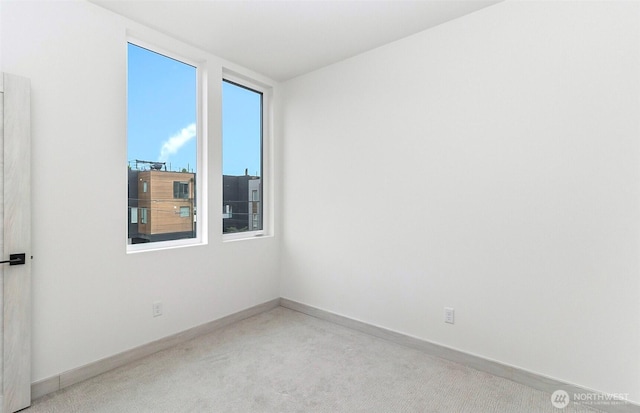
[0,0,638,412]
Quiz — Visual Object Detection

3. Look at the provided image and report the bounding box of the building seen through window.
[128,161,196,243]
[127,43,197,245]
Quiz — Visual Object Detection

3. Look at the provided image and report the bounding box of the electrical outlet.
[153,301,163,317]
[444,307,454,324]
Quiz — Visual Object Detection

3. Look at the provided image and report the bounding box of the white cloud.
[159,123,196,162]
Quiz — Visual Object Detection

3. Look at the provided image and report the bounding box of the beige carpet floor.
[25,307,602,412]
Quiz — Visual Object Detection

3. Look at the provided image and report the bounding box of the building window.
[131,207,138,224]
[173,181,189,199]
[127,42,199,247]
[222,79,263,235]
[222,204,233,219]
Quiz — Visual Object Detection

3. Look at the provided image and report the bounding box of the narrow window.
[127,42,198,245]
[251,214,259,231]
[222,80,263,234]
[223,204,233,219]
[131,207,138,224]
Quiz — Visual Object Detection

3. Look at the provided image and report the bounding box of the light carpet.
[25,307,601,412]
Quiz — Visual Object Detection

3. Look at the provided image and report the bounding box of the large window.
[222,79,263,235]
[127,42,199,246]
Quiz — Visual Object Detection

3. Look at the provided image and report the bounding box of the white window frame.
[222,72,272,242]
[126,37,206,253]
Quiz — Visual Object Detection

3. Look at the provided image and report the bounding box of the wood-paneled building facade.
[128,170,196,243]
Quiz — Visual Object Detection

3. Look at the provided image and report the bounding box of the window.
[222,79,263,235]
[127,42,199,247]
[223,204,233,219]
[131,207,138,224]
[173,181,189,199]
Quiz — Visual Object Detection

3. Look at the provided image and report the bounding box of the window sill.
[222,231,271,243]
[127,237,205,254]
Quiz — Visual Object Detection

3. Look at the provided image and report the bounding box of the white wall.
[1,0,280,382]
[281,0,640,402]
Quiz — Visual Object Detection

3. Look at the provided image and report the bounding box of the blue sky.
[127,43,261,176]
[222,80,262,177]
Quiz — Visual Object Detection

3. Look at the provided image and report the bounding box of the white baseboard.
[31,297,639,413]
[279,298,639,413]
[32,298,280,400]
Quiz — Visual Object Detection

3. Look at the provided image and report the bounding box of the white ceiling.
[89,0,501,82]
